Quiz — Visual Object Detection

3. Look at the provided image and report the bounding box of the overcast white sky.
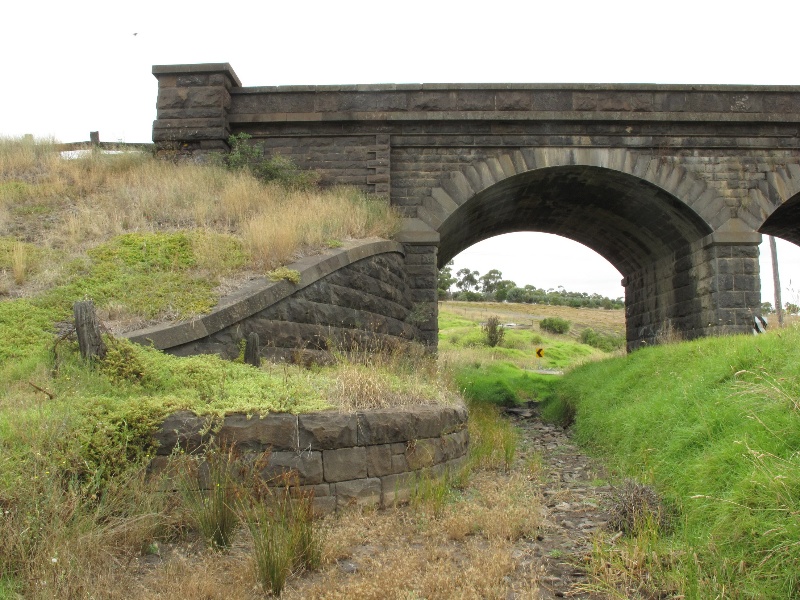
[4,0,800,305]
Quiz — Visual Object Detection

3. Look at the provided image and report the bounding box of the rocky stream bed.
[505,408,614,598]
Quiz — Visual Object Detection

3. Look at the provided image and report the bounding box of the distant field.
[440,300,625,338]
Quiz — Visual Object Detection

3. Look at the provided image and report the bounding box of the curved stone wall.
[149,404,469,514]
[125,238,422,362]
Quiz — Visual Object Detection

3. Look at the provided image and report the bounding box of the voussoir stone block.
[299,412,357,450]
[323,446,367,482]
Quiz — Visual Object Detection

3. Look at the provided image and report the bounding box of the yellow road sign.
[536,348,544,358]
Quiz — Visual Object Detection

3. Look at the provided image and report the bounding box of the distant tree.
[494,279,517,302]
[438,261,457,299]
[761,301,774,314]
[785,302,799,315]
[456,268,480,292]
[479,269,503,294]
[505,287,529,303]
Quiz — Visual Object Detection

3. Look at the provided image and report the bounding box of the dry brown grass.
[130,547,254,600]
[91,432,542,600]
[324,346,459,411]
[0,136,399,298]
[280,471,541,599]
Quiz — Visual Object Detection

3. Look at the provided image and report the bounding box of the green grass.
[438,305,602,409]
[451,362,559,406]
[546,327,800,598]
[36,231,246,321]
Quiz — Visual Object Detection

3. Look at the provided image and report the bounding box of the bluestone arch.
[151,63,798,352]
[421,148,715,269]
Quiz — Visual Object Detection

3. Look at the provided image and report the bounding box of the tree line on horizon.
[438,261,625,309]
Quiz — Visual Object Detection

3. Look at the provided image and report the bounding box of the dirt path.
[506,408,614,598]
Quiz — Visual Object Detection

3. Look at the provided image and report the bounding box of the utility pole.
[769,236,784,328]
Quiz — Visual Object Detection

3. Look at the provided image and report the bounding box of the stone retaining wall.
[149,403,469,514]
[125,238,424,361]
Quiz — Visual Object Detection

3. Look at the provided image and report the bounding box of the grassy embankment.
[545,328,800,598]
[0,137,457,598]
[442,300,800,598]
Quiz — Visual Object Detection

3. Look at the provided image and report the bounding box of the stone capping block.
[217,412,298,452]
[150,402,469,514]
[356,404,467,446]
[124,238,404,351]
[299,412,357,450]
[153,63,242,88]
[152,410,212,455]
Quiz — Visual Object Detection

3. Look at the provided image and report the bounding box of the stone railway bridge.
[148,63,800,354]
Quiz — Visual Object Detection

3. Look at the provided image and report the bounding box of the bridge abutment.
[625,230,761,350]
[396,225,441,348]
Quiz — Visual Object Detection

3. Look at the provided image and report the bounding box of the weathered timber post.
[74,300,106,360]
[244,332,260,367]
[89,131,100,145]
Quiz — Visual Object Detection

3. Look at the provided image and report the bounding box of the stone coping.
[150,403,469,514]
[227,110,800,124]
[234,83,799,93]
[124,238,403,351]
[152,62,242,87]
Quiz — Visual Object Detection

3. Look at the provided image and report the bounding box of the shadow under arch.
[433,165,732,351]
[759,191,800,246]
[437,165,713,275]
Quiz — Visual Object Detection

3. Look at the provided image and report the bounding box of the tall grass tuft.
[10,241,27,284]
[176,445,240,551]
[467,401,519,471]
[242,475,321,596]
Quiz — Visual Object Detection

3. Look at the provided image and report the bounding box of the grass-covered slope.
[548,328,800,598]
[0,138,450,596]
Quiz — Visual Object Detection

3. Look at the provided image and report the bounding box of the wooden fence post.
[244,332,260,367]
[74,300,106,360]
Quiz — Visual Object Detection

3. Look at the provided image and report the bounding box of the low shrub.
[539,317,571,334]
[607,479,671,535]
[224,133,319,190]
[482,316,505,347]
[579,327,625,352]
